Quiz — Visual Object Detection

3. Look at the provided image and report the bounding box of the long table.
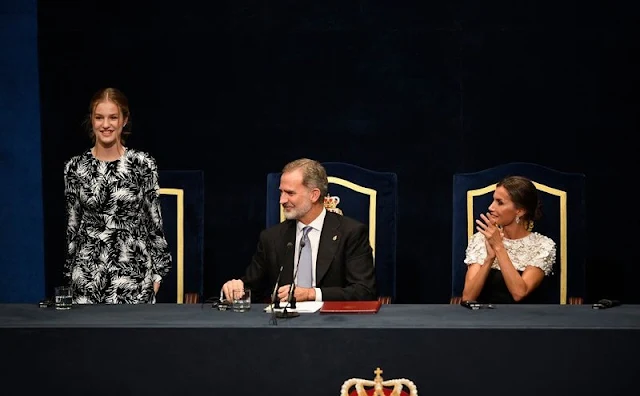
[1,304,639,395]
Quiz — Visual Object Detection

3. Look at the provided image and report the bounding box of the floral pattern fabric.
[64,149,171,304]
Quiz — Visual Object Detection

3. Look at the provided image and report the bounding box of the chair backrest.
[451,162,586,304]
[157,170,205,304]
[266,162,398,303]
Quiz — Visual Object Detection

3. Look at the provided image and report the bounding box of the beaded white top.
[464,232,556,275]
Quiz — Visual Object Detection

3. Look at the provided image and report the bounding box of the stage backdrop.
[0,0,44,302]
[6,1,635,303]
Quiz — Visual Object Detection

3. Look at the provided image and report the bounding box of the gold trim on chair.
[159,188,184,304]
[466,182,568,304]
[279,176,377,260]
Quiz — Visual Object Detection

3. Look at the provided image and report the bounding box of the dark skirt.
[477,268,549,304]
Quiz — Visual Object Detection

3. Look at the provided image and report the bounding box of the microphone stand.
[269,265,284,325]
[276,286,300,319]
[276,239,304,319]
[269,242,293,325]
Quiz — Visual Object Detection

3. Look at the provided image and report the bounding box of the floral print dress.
[64,149,172,304]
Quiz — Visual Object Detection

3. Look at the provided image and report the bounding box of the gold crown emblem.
[340,367,418,396]
[324,194,343,215]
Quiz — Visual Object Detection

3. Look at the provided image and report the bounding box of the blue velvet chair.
[451,163,586,304]
[157,170,205,304]
[267,162,398,303]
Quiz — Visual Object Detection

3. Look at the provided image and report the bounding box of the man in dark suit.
[222,158,377,302]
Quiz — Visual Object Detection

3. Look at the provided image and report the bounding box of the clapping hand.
[476,212,504,255]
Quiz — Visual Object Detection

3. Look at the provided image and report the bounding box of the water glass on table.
[232,289,251,312]
[54,286,72,310]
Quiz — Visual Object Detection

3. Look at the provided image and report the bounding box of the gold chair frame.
[158,188,185,304]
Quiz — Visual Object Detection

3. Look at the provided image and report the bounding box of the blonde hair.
[85,87,131,144]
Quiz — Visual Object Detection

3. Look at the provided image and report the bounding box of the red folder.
[319,300,382,314]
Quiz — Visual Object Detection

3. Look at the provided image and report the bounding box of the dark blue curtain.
[0,0,44,302]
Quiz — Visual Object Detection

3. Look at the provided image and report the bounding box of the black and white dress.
[464,232,556,303]
[64,149,172,304]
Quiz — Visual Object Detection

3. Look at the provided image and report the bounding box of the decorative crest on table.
[340,367,418,396]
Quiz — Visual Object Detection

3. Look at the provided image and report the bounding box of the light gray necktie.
[296,226,313,288]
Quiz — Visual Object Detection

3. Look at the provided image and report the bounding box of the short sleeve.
[464,232,488,266]
[525,234,556,276]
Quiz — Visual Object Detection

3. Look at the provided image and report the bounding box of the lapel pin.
[333,235,338,241]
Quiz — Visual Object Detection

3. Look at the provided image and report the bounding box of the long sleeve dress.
[63,149,172,304]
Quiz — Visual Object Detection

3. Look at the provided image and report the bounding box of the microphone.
[592,299,622,309]
[269,265,284,326]
[269,242,292,325]
[288,238,305,307]
[276,238,303,319]
[272,242,291,309]
[271,269,285,309]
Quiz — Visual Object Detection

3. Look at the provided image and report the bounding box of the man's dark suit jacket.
[242,211,377,301]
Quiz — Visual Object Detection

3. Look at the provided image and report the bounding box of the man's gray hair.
[282,158,329,198]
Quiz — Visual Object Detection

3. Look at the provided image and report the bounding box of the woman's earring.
[515,215,520,224]
[527,220,534,232]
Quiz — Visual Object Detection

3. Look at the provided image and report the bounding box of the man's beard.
[283,199,312,220]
